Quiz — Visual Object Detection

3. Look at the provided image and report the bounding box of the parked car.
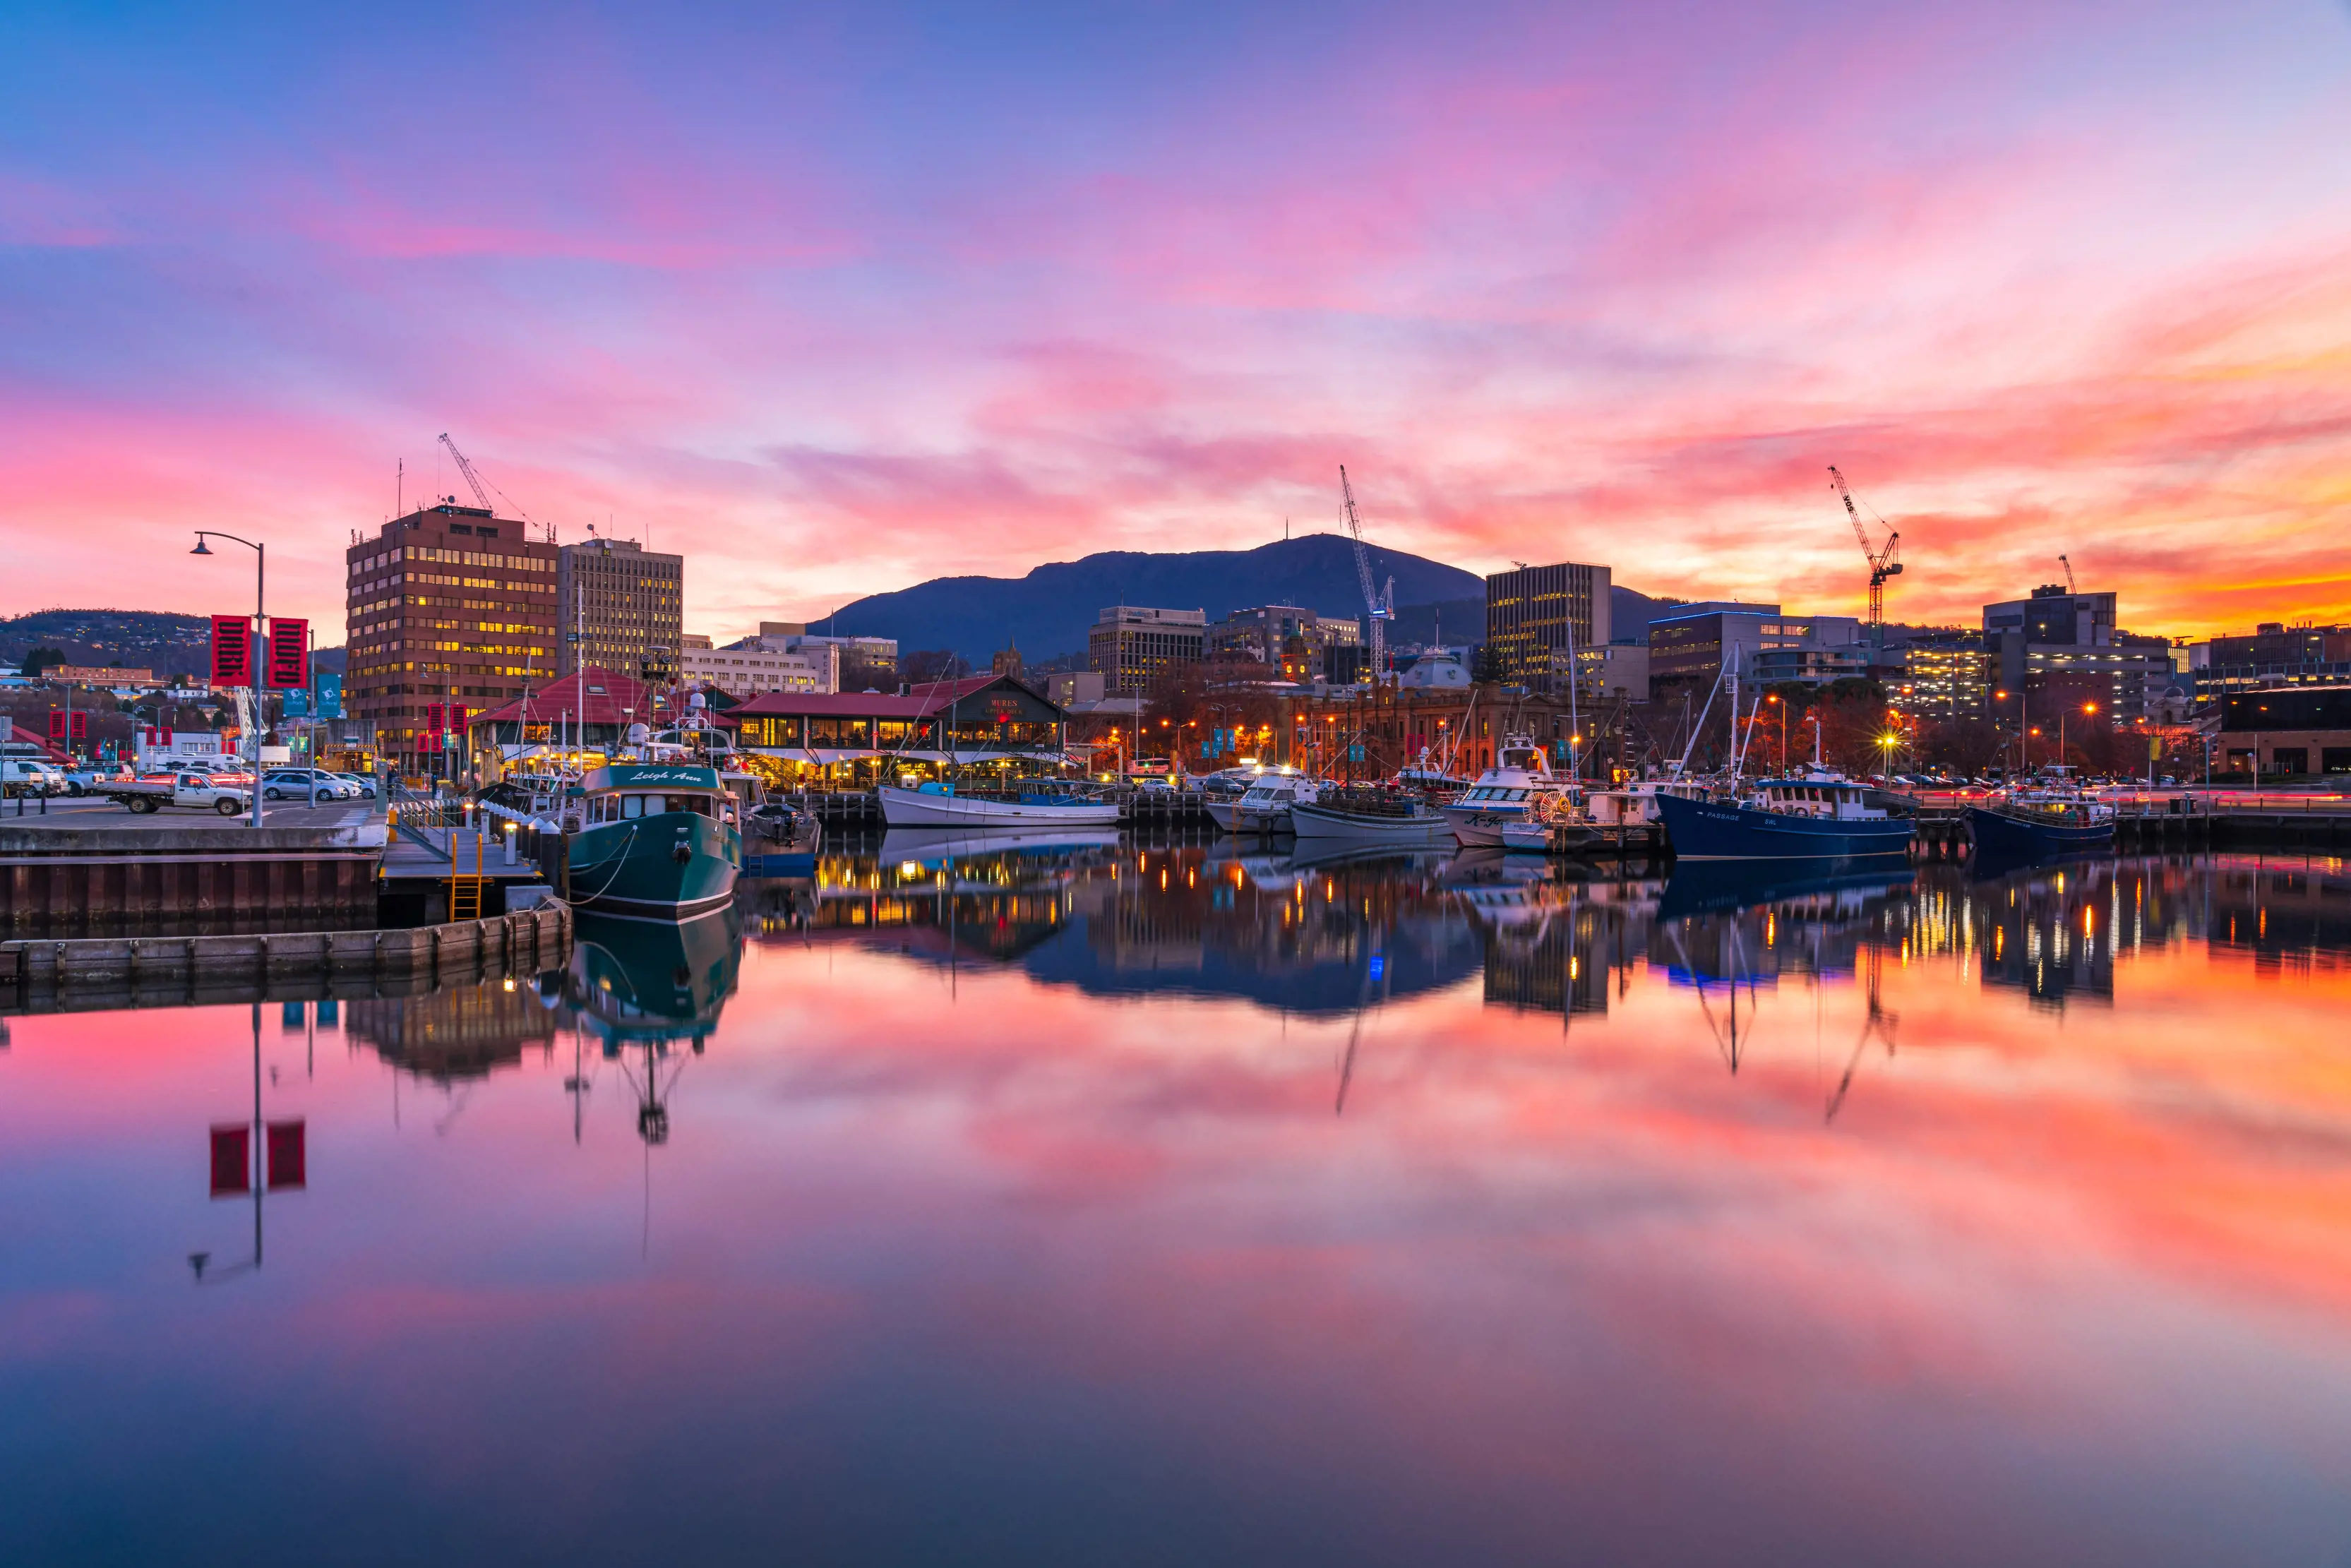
[61,765,132,796]
[0,758,70,796]
[104,772,255,815]
[330,771,379,798]
[261,768,356,803]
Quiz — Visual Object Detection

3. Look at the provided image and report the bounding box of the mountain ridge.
[816,533,1485,661]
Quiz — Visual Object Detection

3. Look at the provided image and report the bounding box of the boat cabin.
[578,764,736,829]
[1748,776,1884,820]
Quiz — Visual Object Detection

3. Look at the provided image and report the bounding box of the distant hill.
[0,609,213,677]
[818,534,1485,661]
[0,609,346,681]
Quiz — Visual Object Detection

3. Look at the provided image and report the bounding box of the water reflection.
[9,845,2351,1565]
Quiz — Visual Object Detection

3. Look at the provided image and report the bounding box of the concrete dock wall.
[0,903,571,1016]
[0,823,388,929]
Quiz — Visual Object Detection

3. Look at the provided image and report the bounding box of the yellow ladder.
[448,829,489,921]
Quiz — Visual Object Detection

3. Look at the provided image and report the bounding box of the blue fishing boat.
[1966,796,2114,856]
[1656,774,1915,861]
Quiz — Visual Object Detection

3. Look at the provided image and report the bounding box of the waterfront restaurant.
[722,674,1073,788]
[465,666,652,778]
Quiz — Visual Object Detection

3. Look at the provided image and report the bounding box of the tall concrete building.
[556,536,684,686]
[1485,562,1611,690]
[1981,584,2171,722]
[1089,606,1207,696]
[343,500,558,761]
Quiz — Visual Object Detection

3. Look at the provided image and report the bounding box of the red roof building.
[464,667,657,758]
[726,673,1070,782]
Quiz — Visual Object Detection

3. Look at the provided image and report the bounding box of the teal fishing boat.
[561,763,741,920]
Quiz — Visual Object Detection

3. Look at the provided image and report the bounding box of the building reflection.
[741,834,1483,1016]
[344,979,560,1083]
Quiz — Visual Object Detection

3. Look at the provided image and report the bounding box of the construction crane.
[438,433,493,512]
[1338,465,1394,680]
[2059,553,2076,594]
[1828,465,1902,628]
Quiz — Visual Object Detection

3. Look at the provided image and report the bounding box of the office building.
[2189,622,2351,698]
[1897,633,1990,722]
[681,638,840,695]
[1981,584,2172,722]
[556,536,684,686]
[1485,561,1612,690]
[749,621,899,690]
[345,500,558,760]
[1205,604,1363,679]
[1089,606,1207,696]
[1647,604,1862,698]
[2217,686,2351,778]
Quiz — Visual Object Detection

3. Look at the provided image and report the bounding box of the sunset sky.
[3,2,2347,645]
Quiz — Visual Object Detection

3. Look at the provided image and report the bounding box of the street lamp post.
[191,531,265,830]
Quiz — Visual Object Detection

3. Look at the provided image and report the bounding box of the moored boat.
[1656,772,1915,861]
[1966,796,2114,856]
[1442,734,1579,847]
[1227,772,1322,834]
[561,763,742,919]
[1290,789,1454,845]
[878,779,1121,827]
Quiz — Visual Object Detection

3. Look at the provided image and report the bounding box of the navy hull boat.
[1966,798,2114,856]
[1657,771,1915,862]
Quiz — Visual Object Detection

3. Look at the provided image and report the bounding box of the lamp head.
[190,537,212,556]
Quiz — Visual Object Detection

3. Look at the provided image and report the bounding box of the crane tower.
[1339,466,1394,681]
[1828,465,1902,629]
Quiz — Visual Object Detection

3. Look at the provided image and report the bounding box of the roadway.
[0,796,383,830]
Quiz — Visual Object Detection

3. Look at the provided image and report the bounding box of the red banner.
[265,617,309,690]
[210,615,252,686]
[209,1124,250,1197]
[265,1120,306,1190]
[71,712,87,741]
[47,710,65,741]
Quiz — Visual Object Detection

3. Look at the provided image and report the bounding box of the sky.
[2,1,2348,646]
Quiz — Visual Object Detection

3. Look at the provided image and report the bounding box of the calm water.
[6,842,2351,1567]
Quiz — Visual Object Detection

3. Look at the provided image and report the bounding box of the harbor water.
[6,842,2351,1565]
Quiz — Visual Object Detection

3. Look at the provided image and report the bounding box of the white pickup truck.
[104,771,257,815]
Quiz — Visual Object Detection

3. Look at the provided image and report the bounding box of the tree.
[21,647,66,677]
[1471,643,1505,683]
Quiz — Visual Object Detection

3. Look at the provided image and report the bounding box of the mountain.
[818,534,1485,661]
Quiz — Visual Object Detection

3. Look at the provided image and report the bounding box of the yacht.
[1442,734,1581,848]
[1222,772,1323,834]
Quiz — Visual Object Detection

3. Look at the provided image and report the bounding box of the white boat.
[878,779,1121,827]
[1224,773,1322,834]
[1498,792,1603,854]
[1289,794,1454,845]
[1442,734,1581,847]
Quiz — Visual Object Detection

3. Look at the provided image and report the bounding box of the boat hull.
[1966,806,2114,856]
[878,783,1121,827]
[1289,801,1453,844]
[1444,801,1527,847]
[566,810,741,920]
[1656,791,1914,861]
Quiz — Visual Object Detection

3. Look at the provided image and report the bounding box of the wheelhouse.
[1751,778,1881,820]
[578,764,736,827]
